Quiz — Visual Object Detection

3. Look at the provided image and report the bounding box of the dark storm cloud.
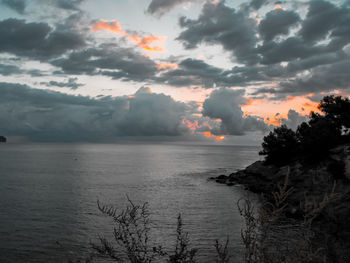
[248,0,269,10]
[53,0,85,10]
[147,0,198,16]
[170,0,350,98]
[259,9,300,41]
[156,58,271,88]
[0,64,22,76]
[299,0,349,43]
[258,37,329,65]
[0,18,86,59]
[0,82,188,141]
[177,1,259,64]
[52,44,159,81]
[278,58,350,95]
[1,0,349,102]
[202,88,268,135]
[40,77,85,90]
[1,0,26,14]
[156,58,224,88]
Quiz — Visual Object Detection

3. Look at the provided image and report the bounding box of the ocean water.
[0,142,260,262]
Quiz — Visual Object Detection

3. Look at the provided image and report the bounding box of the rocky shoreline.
[211,143,350,262]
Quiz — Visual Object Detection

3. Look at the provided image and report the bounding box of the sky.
[0,0,349,143]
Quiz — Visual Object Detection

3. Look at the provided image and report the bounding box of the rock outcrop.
[211,143,350,262]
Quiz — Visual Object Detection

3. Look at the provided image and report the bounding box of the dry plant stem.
[168,214,197,263]
[93,197,198,263]
[215,237,231,263]
[237,198,261,263]
[95,197,164,262]
[303,181,341,226]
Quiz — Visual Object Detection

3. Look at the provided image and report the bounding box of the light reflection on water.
[0,143,260,262]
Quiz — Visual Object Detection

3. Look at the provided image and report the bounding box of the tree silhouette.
[260,95,350,164]
[259,125,299,165]
[318,95,350,136]
[297,112,341,158]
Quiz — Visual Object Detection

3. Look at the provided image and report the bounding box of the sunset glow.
[0,0,348,144]
[182,119,200,131]
[91,20,166,52]
[91,19,127,36]
[203,131,225,141]
[157,63,179,69]
[128,34,166,52]
[242,95,319,126]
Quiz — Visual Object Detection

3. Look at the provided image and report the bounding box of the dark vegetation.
[74,198,199,263]
[259,96,350,165]
[0,136,6,143]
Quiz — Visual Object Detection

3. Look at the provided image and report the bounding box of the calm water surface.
[0,142,260,262]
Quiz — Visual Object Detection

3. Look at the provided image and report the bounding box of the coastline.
[211,143,350,262]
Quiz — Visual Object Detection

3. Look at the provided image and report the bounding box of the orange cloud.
[182,119,224,141]
[241,95,321,127]
[157,63,178,70]
[182,119,200,131]
[241,98,264,107]
[302,102,319,113]
[91,19,126,36]
[91,20,166,52]
[203,131,225,141]
[274,4,286,10]
[128,34,166,52]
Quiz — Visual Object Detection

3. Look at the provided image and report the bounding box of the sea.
[0,142,260,263]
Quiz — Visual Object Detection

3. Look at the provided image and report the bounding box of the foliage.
[168,214,197,263]
[260,95,350,164]
[89,198,198,263]
[237,169,341,263]
[297,112,342,157]
[259,125,299,165]
[318,95,350,134]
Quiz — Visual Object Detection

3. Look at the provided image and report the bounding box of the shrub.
[89,198,198,263]
[297,112,341,158]
[259,125,299,165]
[318,95,350,134]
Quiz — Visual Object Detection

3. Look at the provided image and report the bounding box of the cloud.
[0,18,86,59]
[156,58,224,88]
[1,0,349,105]
[259,9,300,41]
[147,0,198,17]
[91,20,126,35]
[299,0,348,44]
[277,58,350,95]
[0,82,188,141]
[157,63,178,69]
[53,0,85,10]
[0,64,22,76]
[172,0,350,98]
[40,78,85,90]
[177,1,259,64]
[202,88,268,135]
[52,44,159,81]
[156,58,268,88]
[258,37,328,65]
[280,109,307,130]
[248,0,269,10]
[91,19,167,52]
[1,0,26,14]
